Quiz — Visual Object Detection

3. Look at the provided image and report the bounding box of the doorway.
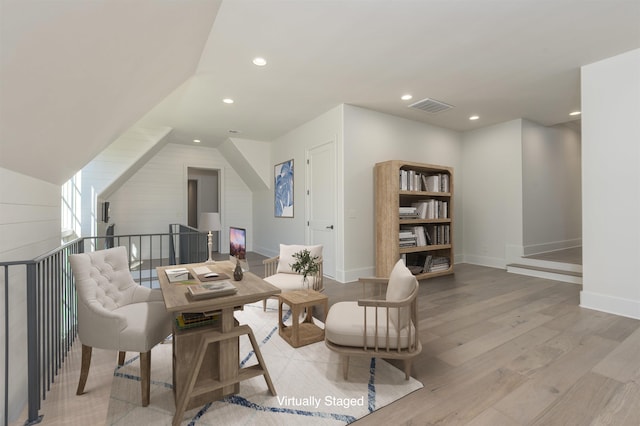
[187,168,220,251]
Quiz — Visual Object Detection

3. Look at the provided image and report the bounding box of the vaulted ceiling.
[1,0,639,185]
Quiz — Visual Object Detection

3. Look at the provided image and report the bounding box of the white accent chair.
[69,246,172,406]
[325,259,421,380]
[262,244,324,310]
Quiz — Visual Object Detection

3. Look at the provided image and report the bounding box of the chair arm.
[263,256,279,278]
[131,285,164,303]
[357,277,389,298]
[357,277,389,285]
[357,293,415,308]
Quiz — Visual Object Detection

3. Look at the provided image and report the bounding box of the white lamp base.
[206,231,215,263]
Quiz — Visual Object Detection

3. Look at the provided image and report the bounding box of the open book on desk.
[187,280,238,299]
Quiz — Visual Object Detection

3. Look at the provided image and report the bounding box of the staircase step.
[507,263,582,284]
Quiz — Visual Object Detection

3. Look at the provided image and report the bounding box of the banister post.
[25,262,43,424]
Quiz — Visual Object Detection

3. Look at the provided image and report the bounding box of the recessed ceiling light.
[252,57,267,66]
[193,139,201,143]
[401,94,413,101]
[223,98,234,104]
[569,111,581,116]
[469,115,480,121]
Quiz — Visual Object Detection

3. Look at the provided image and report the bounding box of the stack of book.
[175,311,219,330]
[423,255,450,273]
[400,226,428,247]
[399,230,416,247]
[399,206,419,218]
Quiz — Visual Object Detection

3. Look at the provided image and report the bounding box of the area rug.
[106,301,423,425]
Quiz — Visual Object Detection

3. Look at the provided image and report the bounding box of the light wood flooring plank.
[592,326,640,383]
[530,372,623,426]
[437,313,554,367]
[588,380,640,426]
[493,334,617,424]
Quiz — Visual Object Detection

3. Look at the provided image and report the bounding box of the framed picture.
[274,159,294,217]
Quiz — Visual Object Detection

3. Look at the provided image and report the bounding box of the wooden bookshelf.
[375,160,454,280]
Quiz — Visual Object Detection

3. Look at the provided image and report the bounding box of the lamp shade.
[199,212,221,232]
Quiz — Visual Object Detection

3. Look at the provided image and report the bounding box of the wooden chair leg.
[403,359,412,380]
[140,351,151,406]
[118,351,126,366]
[76,344,92,395]
[342,355,349,380]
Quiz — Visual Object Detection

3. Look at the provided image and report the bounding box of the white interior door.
[307,141,336,278]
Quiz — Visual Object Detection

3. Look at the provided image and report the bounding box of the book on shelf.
[399,168,450,193]
[399,206,419,219]
[423,173,450,193]
[400,225,427,247]
[175,311,220,330]
[425,224,450,245]
[187,281,238,299]
[411,199,448,219]
[428,256,450,272]
[399,230,414,239]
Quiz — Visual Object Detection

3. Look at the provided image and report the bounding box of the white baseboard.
[462,254,506,270]
[338,266,375,284]
[580,290,640,320]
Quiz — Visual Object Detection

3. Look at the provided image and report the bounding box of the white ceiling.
[1,0,639,184]
[141,0,640,147]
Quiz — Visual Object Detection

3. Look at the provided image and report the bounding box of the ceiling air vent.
[408,98,454,114]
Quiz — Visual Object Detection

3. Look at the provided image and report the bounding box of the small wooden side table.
[278,289,328,348]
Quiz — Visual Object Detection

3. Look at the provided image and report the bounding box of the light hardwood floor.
[14,260,640,425]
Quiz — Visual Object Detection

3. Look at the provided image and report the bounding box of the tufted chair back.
[72,246,137,311]
[69,246,172,407]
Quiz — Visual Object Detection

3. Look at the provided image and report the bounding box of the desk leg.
[219,306,238,396]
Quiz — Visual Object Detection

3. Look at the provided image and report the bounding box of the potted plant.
[290,249,320,290]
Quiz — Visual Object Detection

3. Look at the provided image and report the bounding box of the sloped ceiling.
[0,0,222,184]
[140,0,639,147]
[1,0,639,185]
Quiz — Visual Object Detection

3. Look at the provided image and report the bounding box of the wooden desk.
[157,261,280,426]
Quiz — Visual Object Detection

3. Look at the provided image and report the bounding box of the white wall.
[462,119,524,268]
[80,126,171,238]
[253,106,343,263]
[343,105,462,281]
[0,167,61,421]
[581,48,640,319]
[522,119,582,254]
[108,143,252,258]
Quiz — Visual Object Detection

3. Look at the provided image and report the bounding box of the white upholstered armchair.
[262,244,324,310]
[69,246,172,406]
[325,259,421,380]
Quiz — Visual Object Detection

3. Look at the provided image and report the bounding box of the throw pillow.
[276,244,323,274]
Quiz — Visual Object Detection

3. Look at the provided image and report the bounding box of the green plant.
[290,249,320,283]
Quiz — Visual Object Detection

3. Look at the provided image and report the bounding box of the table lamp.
[199,212,221,263]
